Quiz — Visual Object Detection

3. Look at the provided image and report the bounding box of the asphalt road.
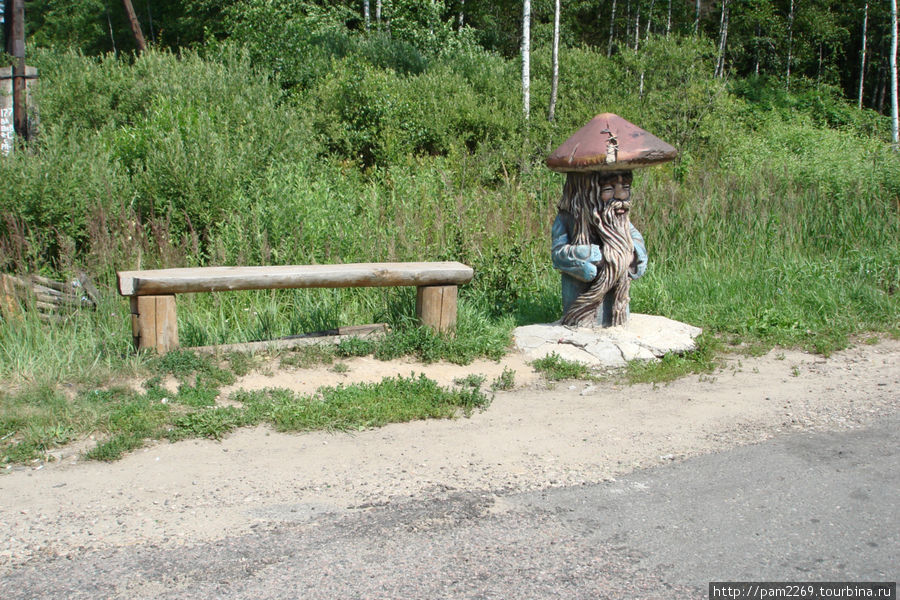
[3,415,898,599]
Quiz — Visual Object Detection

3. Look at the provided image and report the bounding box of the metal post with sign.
[1,0,36,155]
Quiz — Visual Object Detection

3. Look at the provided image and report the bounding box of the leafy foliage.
[0,8,896,389]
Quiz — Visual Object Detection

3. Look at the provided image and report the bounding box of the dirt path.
[1,339,898,570]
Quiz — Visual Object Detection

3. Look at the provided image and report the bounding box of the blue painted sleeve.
[551,214,601,283]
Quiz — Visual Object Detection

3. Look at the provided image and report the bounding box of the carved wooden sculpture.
[547,114,677,327]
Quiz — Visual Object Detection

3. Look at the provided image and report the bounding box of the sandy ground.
[1,339,898,571]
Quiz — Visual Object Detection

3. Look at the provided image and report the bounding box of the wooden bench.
[117,262,474,353]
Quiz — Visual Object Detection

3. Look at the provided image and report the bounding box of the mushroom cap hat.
[546,113,677,173]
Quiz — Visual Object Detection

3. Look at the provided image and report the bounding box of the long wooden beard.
[560,174,634,327]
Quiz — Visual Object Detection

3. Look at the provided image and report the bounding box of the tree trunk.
[459,0,465,30]
[363,0,370,31]
[121,0,147,52]
[645,0,655,39]
[376,0,382,27]
[522,0,531,120]
[694,0,701,34]
[147,1,156,44]
[786,0,795,90]
[817,42,823,86]
[715,0,729,78]
[633,3,640,50]
[754,23,761,75]
[106,4,118,55]
[858,2,868,109]
[626,0,632,42]
[549,0,560,121]
[608,0,618,57]
[891,0,898,149]
[666,0,672,36]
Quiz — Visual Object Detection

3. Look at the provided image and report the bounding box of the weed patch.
[624,334,722,384]
[531,353,597,381]
[453,374,487,389]
[490,367,516,391]
[233,374,490,433]
[336,337,376,357]
[279,344,336,369]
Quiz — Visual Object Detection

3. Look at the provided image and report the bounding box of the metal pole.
[11,0,25,142]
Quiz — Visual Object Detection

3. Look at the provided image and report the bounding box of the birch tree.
[786,0,795,90]
[633,1,641,50]
[522,0,531,120]
[608,0,618,56]
[666,0,672,36]
[858,2,868,109]
[715,0,729,78]
[891,0,898,149]
[694,0,701,34]
[363,0,370,31]
[549,0,560,121]
[645,0,656,40]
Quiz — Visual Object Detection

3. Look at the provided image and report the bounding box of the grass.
[1,42,898,468]
[279,344,337,369]
[236,374,490,433]
[623,334,722,384]
[530,353,598,382]
[0,349,492,465]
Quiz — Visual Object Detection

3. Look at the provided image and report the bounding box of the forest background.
[0,0,898,386]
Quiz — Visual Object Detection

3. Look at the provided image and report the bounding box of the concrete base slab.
[514,313,703,369]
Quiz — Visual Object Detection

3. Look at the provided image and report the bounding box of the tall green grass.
[0,36,897,388]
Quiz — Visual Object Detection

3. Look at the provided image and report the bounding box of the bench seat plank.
[118,262,474,297]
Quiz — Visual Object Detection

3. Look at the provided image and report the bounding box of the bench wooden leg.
[416,285,458,333]
[130,295,179,353]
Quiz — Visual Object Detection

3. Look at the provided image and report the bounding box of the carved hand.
[575,244,603,281]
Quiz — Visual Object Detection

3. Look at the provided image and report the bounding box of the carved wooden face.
[599,172,633,217]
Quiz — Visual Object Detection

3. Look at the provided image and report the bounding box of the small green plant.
[331,362,350,374]
[625,334,721,384]
[84,433,146,462]
[173,384,220,408]
[490,367,516,391]
[155,349,207,379]
[453,374,486,389]
[336,337,375,357]
[226,351,254,377]
[531,353,595,381]
[154,349,235,388]
[372,314,511,365]
[172,406,253,440]
[279,344,336,368]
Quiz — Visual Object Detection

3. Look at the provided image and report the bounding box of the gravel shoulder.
[1,338,898,571]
